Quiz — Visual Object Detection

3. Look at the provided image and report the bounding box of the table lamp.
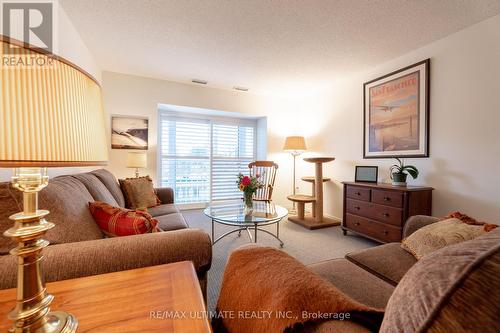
[1,39,108,332]
[283,136,307,212]
[127,152,147,178]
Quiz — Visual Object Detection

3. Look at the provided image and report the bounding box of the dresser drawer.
[369,203,403,226]
[346,199,403,226]
[344,214,402,243]
[346,186,370,202]
[345,199,371,217]
[371,189,403,208]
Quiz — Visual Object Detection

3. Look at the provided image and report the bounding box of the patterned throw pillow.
[119,176,161,209]
[89,201,161,237]
[401,217,487,260]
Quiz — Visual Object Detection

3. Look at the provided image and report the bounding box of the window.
[158,111,257,205]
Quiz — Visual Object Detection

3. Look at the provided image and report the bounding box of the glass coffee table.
[204,201,288,247]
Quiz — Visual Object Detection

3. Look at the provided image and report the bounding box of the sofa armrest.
[156,187,174,204]
[403,215,440,238]
[0,228,211,290]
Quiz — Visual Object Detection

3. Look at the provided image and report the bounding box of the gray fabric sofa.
[0,169,212,296]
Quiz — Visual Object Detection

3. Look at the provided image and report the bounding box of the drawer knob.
[356,192,361,196]
[355,206,360,210]
[355,222,360,226]
[383,230,389,235]
[382,213,389,217]
[383,196,391,201]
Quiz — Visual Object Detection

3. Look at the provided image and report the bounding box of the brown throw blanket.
[216,245,384,333]
[445,212,498,232]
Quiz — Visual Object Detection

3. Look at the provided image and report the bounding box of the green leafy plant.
[390,158,419,179]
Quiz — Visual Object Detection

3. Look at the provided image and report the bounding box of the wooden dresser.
[342,182,433,243]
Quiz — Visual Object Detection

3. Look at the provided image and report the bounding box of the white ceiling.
[60,0,500,95]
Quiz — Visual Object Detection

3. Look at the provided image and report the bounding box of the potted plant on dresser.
[390,158,419,186]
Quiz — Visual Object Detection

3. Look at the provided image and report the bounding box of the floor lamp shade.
[283,136,307,152]
[0,40,108,167]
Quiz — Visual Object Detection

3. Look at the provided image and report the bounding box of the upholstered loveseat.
[300,215,500,332]
[215,215,499,332]
[0,169,212,296]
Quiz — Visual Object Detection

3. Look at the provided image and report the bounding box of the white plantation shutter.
[212,124,255,201]
[159,117,211,204]
[158,112,256,205]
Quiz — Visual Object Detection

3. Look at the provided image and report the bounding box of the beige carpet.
[182,209,377,312]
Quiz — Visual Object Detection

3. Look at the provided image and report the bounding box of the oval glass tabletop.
[204,201,288,226]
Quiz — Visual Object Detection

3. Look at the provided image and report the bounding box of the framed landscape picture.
[363,59,430,158]
[111,115,149,150]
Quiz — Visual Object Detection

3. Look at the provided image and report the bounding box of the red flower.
[241,176,251,186]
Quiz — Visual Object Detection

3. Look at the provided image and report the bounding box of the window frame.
[157,110,258,208]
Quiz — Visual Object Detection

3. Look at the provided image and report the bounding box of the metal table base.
[211,218,284,248]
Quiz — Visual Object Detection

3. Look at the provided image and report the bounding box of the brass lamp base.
[4,168,78,333]
[8,312,78,333]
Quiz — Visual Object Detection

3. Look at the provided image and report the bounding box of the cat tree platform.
[288,157,339,230]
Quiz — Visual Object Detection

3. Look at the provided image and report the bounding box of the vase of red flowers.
[237,173,264,214]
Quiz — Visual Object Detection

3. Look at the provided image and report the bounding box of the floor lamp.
[283,136,307,213]
[1,39,108,332]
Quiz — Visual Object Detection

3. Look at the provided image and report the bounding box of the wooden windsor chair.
[248,161,279,202]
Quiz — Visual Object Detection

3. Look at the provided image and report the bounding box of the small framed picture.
[355,166,378,183]
[111,115,149,150]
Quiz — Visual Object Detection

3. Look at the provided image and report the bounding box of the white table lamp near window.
[0,39,108,332]
[127,152,147,178]
[283,136,307,212]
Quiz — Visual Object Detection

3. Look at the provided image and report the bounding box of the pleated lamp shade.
[0,39,108,167]
[127,152,147,168]
[283,136,307,152]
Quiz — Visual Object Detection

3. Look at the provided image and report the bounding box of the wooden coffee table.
[0,261,211,332]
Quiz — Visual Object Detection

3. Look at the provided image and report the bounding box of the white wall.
[319,14,500,223]
[56,3,101,81]
[0,1,100,80]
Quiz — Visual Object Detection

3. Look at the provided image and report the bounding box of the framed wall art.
[111,115,149,150]
[363,59,430,158]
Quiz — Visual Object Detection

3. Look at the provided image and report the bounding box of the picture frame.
[111,115,149,150]
[355,166,378,183]
[363,59,430,158]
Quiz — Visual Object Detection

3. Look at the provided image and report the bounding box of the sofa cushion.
[39,176,104,244]
[91,169,126,207]
[155,187,174,204]
[0,182,22,254]
[308,258,394,309]
[89,201,160,237]
[380,229,500,333]
[346,243,416,286]
[156,213,188,231]
[401,217,489,260]
[72,173,119,206]
[119,176,160,209]
[147,204,179,217]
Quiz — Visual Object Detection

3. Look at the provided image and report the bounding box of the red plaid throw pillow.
[89,201,161,237]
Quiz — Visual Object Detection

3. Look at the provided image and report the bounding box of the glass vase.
[243,191,253,215]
